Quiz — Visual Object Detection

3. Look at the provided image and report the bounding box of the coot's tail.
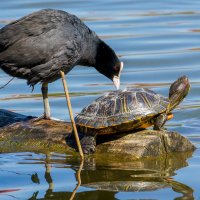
[0,62,15,89]
[0,77,15,89]
[0,44,4,53]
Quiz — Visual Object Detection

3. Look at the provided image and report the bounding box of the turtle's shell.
[75,88,169,135]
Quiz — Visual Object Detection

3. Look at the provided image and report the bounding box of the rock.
[0,109,196,158]
[0,109,72,153]
[95,130,196,158]
[0,109,34,127]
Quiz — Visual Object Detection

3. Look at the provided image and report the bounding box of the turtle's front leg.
[154,113,168,130]
[80,135,96,154]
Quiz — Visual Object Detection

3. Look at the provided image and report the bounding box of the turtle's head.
[168,75,190,112]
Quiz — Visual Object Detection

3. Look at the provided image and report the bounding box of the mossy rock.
[0,109,196,159]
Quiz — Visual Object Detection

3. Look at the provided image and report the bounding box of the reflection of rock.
[0,109,196,159]
[79,151,194,199]
[28,151,194,200]
[81,151,193,183]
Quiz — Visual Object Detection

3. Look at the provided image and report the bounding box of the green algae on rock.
[0,109,196,159]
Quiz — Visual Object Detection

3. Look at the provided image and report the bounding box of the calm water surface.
[0,0,200,199]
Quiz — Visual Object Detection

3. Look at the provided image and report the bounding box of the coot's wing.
[27,39,82,85]
[0,10,58,51]
[0,10,84,84]
[0,9,83,66]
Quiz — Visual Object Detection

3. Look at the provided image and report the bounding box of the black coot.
[0,9,123,119]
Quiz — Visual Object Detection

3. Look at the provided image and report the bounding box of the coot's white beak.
[113,62,123,90]
[113,76,120,90]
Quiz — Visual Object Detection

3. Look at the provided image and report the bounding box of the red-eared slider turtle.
[73,76,190,154]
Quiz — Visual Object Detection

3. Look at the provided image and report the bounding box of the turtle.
[71,76,190,154]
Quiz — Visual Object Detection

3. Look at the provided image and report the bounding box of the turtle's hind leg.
[153,113,168,130]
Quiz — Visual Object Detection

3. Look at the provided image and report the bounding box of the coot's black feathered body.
[0,9,123,119]
[0,9,121,86]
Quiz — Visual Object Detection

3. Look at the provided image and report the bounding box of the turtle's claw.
[82,145,96,154]
[80,136,96,154]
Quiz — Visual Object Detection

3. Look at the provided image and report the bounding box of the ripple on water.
[0,0,200,199]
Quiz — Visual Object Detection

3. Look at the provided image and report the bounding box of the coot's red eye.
[113,66,120,72]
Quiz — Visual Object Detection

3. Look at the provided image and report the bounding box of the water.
[0,0,200,199]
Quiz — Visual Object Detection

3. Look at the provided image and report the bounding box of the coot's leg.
[32,82,51,121]
[153,113,168,130]
[41,82,51,119]
[80,135,96,154]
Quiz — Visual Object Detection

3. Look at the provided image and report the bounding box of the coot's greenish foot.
[0,9,123,119]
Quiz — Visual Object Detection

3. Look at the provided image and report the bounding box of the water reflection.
[44,154,54,199]
[69,159,84,200]
[78,153,195,200]
[8,151,194,200]
[26,153,84,200]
